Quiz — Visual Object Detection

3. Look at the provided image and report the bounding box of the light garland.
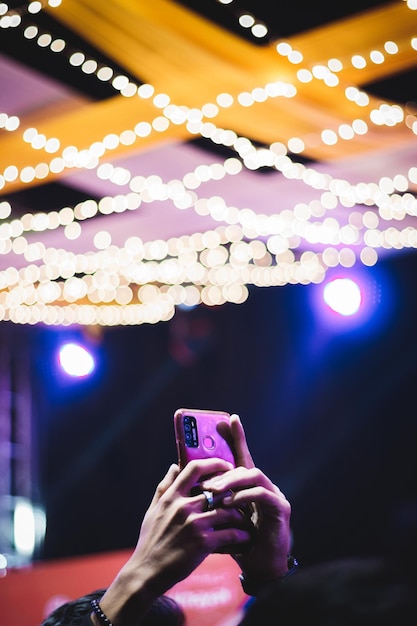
[0,0,62,28]
[0,1,416,325]
[1,1,416,187]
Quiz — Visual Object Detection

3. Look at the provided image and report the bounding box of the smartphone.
[174,408,235,471]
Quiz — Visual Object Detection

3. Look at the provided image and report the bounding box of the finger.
[193,498,255,527]
[149,464,180,508]
[222,485,291,519]
[230,414,255,469]
[169,487,237,521]
[202,466,277,494]
[205,527,253,553]
[198,510,254,535]
[175,458,235,496]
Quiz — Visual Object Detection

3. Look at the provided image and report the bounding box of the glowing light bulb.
[58,342,95,377]
[323,278,361,316]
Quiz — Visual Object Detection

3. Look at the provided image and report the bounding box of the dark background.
[4,248,417,568]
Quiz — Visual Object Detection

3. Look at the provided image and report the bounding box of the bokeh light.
[310,265,393,335]
[323,277,362,316]
[58,342,95,377]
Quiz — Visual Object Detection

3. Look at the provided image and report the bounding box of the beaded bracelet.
[91,599,114,626]
[239,555,299,596]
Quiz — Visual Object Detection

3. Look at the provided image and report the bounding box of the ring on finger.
[202,489,215,511]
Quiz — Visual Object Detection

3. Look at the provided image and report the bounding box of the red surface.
[0,550,248,626]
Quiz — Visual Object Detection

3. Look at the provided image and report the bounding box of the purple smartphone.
[174,408,235,471]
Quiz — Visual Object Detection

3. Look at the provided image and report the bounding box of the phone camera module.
[183,415,198,448]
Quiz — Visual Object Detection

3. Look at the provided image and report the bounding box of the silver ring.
[202,489,215,511]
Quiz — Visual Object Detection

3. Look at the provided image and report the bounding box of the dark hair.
[238,558,417,626]
[41,589,185,626]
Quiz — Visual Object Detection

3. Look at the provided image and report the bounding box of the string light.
[1,2,417,325]
[1,3,415,183]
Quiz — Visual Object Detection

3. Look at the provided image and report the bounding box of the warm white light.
[370,50,384,64]
[64,222,81,240]
[328,58,343,71]
[38,33,52,47]
[4,166,18,182]
[351,55,366,69]
[97,66,113,81]
[32,134,46,149]
[288,137,305,153]
[5,116,19,131]
[24,25,38,39]
[0,201,11,219]
[384,40,398,54]
[94,230,112,249]
[152,116,170,132]
[338,124,354,140]
[50,38,65,53]
[297,69,313,83]
[276,42,291,56]
[237,92,254,106]
[28,2,42,14]
[69,52,85,66]
[202,103,219,117]
[251,23,268,38]
[134,121,152,137]
[82,59,98,74]
[112,75,129,91]
[14,499,35,556]
[153,93,170,108]
[321,129,338,145]
[138,83,154,98]
[239,14,254,28]
[288,50,303,64]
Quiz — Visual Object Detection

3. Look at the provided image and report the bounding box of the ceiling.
[0,0,417,325]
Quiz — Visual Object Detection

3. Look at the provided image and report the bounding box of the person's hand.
[96,458,253,626]
[201,414,292,592]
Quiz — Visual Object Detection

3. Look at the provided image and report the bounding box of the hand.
[96,458,253,626]
[202,414,292,590]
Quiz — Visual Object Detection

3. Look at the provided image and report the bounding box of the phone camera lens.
[183,414,198,447]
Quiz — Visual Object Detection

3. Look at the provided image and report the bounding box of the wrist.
[90,599,113,626]
[239,555,299,596]
[96,566,158,626]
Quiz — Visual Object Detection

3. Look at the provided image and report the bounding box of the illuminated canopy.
[0,0,416,325]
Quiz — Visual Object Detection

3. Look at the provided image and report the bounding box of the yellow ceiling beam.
[0,95,191,194]
[289,1,417,86]
[1,0,416,195]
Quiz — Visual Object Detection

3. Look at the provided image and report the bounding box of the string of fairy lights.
[0,0,417,326]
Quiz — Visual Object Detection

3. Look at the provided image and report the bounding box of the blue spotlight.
[58,342,95,378]
[323,277,361,316]
[310,265,393,335]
